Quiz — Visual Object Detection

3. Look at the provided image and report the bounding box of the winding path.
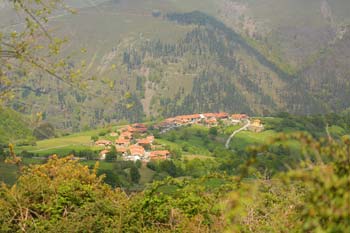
[225,119,251,149]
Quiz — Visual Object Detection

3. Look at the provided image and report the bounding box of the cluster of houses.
[95,113,264,161]
[95,123,170,162]
[155,112,264,133]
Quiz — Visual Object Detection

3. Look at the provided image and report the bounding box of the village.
[95,112,264,162]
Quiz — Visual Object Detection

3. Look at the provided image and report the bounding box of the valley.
[0,1,349,232]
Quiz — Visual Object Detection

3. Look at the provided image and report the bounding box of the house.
[137,138,152,148]
[231,114,249,121]
[147,136,155,143]
[203,113,216,119]
[95,140,112,147]
[129,145,145,157]
[124,155,141,162]
[215,112,229,119]
[126,124,148,133]
[115,138,130,147]
[149,150,170,161]
[205,118,218,126]
[120,131,133,139]
[248,119,264,133]
[99,150,109,160]
[116,147,127,155]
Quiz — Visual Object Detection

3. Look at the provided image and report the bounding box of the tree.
[130,165,140,184]
[209,127,218,136]
[105,147,118,162]
[91,135,99,142]
[33,122,56,140]
[160,160,178,177]
[0,1,72,99]
[0,156,129,232]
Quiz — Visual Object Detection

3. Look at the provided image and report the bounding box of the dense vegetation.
[0,108,35,145]
[0,134,349,232]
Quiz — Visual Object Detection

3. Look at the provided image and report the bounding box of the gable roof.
[95,140,112,146]
[137,138,152,145]
[115,138,130,145]
[129,145,145,156]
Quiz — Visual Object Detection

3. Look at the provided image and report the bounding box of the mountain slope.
[1,0,350,131]
[0,108,35,144]
[300,26,350,112]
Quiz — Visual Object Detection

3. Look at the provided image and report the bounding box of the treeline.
[269,111,350,138]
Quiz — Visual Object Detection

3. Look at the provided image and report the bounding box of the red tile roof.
[147,136,155,142]
[129,145,145,156]
[215,112,229,119]
[120,131,133,139]
[115,138,130,145]
[231,114,249,120]
[95,140,112,146]
[137,138,152,145]
[203,113,216,118]
[149,150,170,160]
[116,147,127,153]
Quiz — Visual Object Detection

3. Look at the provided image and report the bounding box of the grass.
[15,127,124,156]
[156,125,230,156]
[139,164,156,185]
[229,130,278,150]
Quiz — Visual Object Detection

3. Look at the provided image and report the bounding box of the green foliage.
[90,135,99,142]
[130,166,141,184]
[0,107,35,144]
[209,127,218,136]
[33,122,56,140]
[105,147,118,162]
[0,137,349,232]
[0,156,129,232]
[230,133,350,232]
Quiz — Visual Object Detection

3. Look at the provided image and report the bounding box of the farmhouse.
[120,131,133,139]
[149,150,170,161]
[95,140,112,147]
[116,147,127,155]
[115,138,130,147]
[137,138,153,148]
[248,119,264,133]
[215,112,229,119]
[231,114,249,121]
[99,150,109,160]
[129,145,145,157]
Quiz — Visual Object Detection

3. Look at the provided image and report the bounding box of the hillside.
[1,0,350,131]
[0,108,35,145]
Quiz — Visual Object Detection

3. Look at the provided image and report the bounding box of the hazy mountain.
[2,0,350,131]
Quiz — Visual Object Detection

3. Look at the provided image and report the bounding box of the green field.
[16,127,121,156]
[229,130,278,150]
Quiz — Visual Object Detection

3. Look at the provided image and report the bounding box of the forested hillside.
[1,0,350,132]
